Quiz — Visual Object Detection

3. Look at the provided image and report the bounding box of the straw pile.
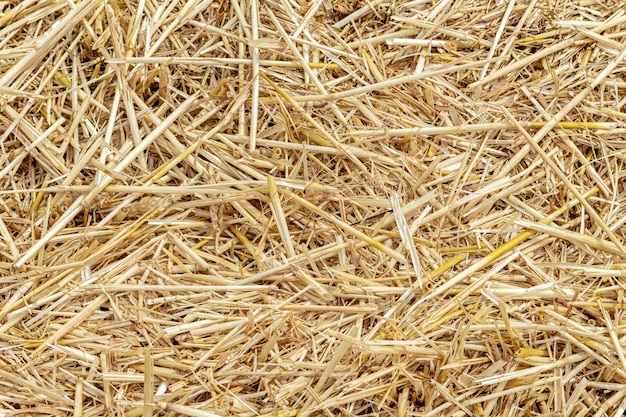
[1,0,626,415]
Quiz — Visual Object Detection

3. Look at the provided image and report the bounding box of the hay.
[1,0,626,416]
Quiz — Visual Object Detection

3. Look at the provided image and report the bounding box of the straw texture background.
[1,0,626,416]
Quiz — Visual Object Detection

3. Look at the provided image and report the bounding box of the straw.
[2,1,626,416]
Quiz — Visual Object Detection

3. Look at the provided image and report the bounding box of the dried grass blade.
[390,194,422,288]
[156,403,224,417]
[515,220,624,256]
[143,347,154,417]
[267,176,296,258]
[477,353,587,385]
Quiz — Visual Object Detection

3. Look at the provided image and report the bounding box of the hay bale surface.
[1,0,626,416]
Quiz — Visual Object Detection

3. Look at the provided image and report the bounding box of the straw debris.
[1,0,626,416]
